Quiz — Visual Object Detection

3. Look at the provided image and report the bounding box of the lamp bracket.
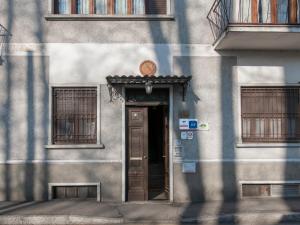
[107,84,123,102]
[182,83,189,102]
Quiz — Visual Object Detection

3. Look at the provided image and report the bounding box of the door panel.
[127,107,148,201]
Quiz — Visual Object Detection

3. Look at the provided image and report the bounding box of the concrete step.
[1,212,300,225]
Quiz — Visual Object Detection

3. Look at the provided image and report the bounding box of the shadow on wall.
[146,0,240,223]
[173,0,204,222]
[0,0,49,201]
[237,51,300,224]
[278,53,300,223]
[1,0,14,201]
[174,3,240,225]
[217,56,238,224]
[25,51,35,201]
[34,0,49,201]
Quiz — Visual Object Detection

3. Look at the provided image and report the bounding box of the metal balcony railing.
[207,0,300,42]
[207,0,231,41]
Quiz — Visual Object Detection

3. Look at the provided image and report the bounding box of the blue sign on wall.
[189,120,198,129]
[179,119,199,130]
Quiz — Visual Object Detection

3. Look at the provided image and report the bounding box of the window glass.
[239,0,252,23]
[115,0,127,15]
[76,0,92,14]
[277,0,288,23]
[259,0,271,23]
[95,0,107,14]
[133,0,145,15]
[58,0,70,14]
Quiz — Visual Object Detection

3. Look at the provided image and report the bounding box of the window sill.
[45,14,175,21]
[45,144,105,150]
[236,143,300,148]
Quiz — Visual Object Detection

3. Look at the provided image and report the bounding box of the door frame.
[121,85,174,202]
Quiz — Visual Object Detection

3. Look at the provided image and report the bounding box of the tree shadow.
[23,0,49,201]
[25,51,35,201]
[0,0,49,201]
[1,0,14,201]
[217,56,238,224]
[146,0,240,224]
[277,53,300,224]
[34,0,49,201]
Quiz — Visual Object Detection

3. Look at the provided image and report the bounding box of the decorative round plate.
[139,60,157,76]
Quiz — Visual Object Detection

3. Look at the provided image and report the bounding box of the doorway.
[148,105,169,200]
[126,89,169,201]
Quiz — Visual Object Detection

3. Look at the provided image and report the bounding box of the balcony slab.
[214,24,300,50]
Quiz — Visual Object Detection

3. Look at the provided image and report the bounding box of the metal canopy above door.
[106,75,192,101]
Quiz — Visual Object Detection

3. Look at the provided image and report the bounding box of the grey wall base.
[1,161,300,202]
[0,163,122,202]
[173,161,300,202]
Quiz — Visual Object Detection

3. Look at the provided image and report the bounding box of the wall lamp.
[145,81,153,95]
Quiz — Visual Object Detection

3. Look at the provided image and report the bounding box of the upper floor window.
[53,0,167,15]
[238,0,299,24]
[241,87,300,143]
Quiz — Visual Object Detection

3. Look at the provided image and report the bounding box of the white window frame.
[236,83,300,148]
[45,84,104,149]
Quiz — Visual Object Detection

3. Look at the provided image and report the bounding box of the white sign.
[181,131,188,140]
[198,122,210,131]
[179,119,189,130]
[174,146,183,158]
[175,139,182,146]
[182,162,196,173]
[187,131,193,140]
[174,139,183,158]
[179,119,198,130]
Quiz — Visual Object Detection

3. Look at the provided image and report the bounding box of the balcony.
[207,0,300,50]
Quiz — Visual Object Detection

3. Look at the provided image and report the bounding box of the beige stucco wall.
[0,44,300,202]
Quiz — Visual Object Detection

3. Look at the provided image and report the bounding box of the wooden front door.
[127,107,148,201]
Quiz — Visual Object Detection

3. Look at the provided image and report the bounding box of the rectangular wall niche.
[242,183,300,198]
[49,183,101,201]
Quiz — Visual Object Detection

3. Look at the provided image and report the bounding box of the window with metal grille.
[241,87,300,143]
[52,87,97,144]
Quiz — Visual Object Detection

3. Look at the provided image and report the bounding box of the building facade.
[0,0,300,202]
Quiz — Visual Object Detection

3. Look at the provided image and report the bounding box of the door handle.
[144,156,148,159]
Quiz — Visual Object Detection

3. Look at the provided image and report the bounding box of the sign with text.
[179,119,198,130]
[187,131,193,140]
[182,162,196,173]
[181,131,188,140]
[198,122,210,131]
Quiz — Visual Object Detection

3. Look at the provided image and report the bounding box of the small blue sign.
[189,120,198,129]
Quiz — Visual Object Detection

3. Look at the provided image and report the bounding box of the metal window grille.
[241,87,300,143]
[52,87,97,144]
